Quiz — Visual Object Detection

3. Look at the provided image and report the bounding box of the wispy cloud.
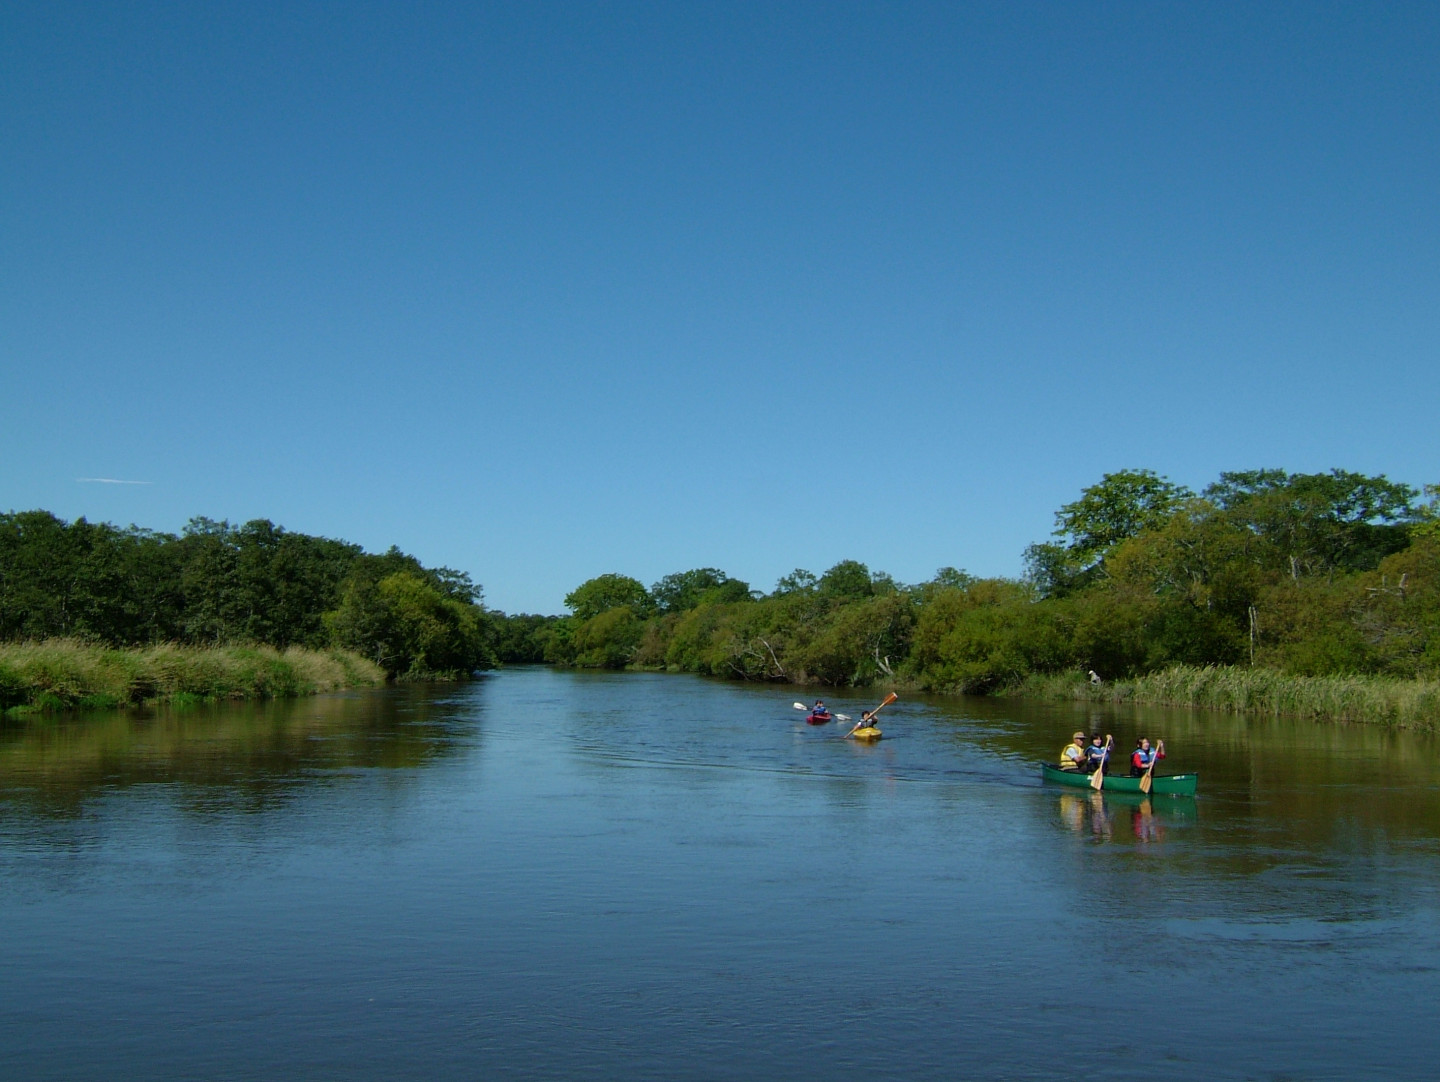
[76,477,153,485]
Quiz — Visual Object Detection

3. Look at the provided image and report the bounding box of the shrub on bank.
[0,640,385,714]
[1013,665,1440,731]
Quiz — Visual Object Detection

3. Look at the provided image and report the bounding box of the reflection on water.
[0,684,472,818]
[1057,790,1198,844]
[1,668,1439,1081]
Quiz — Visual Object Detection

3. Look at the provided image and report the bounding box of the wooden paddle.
[1089,735,1113,791]
[844,692,898,738]
[1138,739,1164,794]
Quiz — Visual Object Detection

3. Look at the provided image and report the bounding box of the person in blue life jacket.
[1130,737,1166,777]
[810,700,831,721]
[1084,733,1113,774]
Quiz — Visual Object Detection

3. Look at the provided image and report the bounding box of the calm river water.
[2,667,1438,1080]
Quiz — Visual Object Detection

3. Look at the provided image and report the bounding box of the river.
[2,666,1438,1080]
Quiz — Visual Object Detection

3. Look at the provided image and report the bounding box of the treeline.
[0,511,496,678]
[530,469,1439,692]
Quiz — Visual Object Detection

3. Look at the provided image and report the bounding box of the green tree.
[911,567,977,605]
[326,571,494,677]
[229,520,363,648]
[1101,503,1265,645]
[538,617,578,665]
[0,511,85,639]
[772,568,817,596]
[564,573,653,621]
[651,568,750,613]
[176,518,245,644]
[1416,485,1440,540]
[907,578,1067,692]
[1022,541,1082,598]
[1054,469,1194,566]
[1026,470,1193,596]
[817,560,873,600]
[572,607,644,668]
[794,593,915,685]
[491,612,560,663]
[1205,469,1418,578]
[932,567,974,590]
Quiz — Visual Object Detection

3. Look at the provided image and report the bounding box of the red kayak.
[806,712,833,725]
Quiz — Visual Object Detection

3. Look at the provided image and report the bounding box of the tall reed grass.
[1013,666,1440,731]
[0,639,385,714]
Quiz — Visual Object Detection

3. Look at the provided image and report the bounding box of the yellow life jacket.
[1059,742,1085,768]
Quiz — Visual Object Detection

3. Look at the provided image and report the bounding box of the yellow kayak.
[849,726,882,741]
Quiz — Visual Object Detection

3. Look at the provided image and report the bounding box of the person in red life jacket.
[1130,737,1165,777]
[809,700,831,722]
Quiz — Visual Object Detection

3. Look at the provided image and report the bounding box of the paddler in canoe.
[1042,732,1197,794]
[1059,731,1087,771]
[1059,737,1082,772]
[1059,732,1112,773]
[1084,733,1112,774]
[1129,737,1165,777]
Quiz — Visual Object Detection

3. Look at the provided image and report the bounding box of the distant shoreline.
[589,661,1440,732]
[7,642,1438,733]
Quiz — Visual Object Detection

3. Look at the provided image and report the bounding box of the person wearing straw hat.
[1059,731,1087,771]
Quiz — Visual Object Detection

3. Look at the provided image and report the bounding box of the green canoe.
[1040,762,1198,796]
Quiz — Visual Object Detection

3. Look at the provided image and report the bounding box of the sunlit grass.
[0,639,385,715]
[1013,666,1440,731]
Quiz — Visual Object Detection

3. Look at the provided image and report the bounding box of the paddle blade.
[834,714,851,722]
[868,692,898,716]
[793,703,807,710]
[1139,773,1153,794]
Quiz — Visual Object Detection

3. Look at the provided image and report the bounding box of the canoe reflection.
[1058,789,1197,843]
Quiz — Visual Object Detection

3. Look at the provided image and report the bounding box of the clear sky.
[3,1,1437,614]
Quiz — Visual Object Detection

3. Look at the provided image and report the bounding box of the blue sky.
[3,1,1437,613]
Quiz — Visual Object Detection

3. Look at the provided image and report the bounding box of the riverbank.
[1010,665,1440,731]
[0,640,386,716]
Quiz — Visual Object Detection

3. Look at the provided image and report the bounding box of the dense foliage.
[0,639,385,714]
[0,512,496,678]
[542,468,1439,691]
[8,467,1437,693]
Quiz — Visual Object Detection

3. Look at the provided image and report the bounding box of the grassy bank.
[0,639,386,715]
[1011,665,1440,731]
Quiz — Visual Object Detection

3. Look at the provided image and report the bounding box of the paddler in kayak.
[808,700,832,723]
[1130,737,1165,777]
[844,691,897,739]
[1059,731,1087,771]
[852,709,877,734]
